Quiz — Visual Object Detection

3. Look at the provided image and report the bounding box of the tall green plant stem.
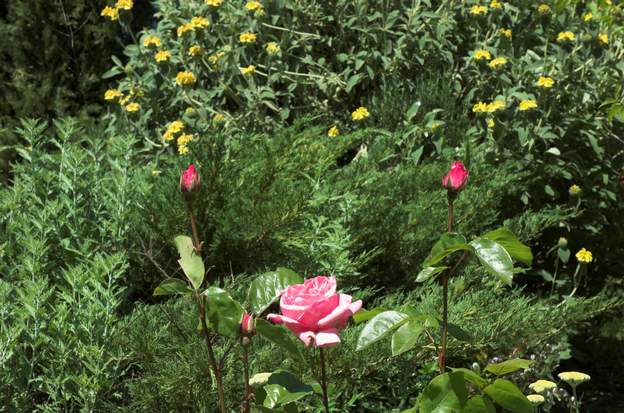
[438,194,455,373]
[241,338,251,413]
[187,201,226,413]
[319,347,330,413]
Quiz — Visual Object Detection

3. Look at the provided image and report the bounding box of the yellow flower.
[518,99,538,111]
[470,5,488,15]
[245,1,264,11]
[490,0,503,9]
[189,45,202,56]
[489,57,507,69]
[104,89,123,101]
[143,35,161,48]
[538,4,551,14]
[119,94,132,105]
[167,120,185,134]
[576,248,592,263]
[569,184,581,196]
[327,125,339,137]
[266,42,280,55]
[351,106,370,121]
[209,51,226,65]
[473,49,491,60]
[177,133,194,147]
[557,31,576,42]
[176,71,197,86]
[536,76,554,88]
[191,16,210,29]
[529,380,557,394]
[155,50,171,62]
[213,113,226,123]
[163,130,174,141]
[472,102,488,113]
[527,395,545,405]
[486,100,506,113]
[583,12,593,22]
[206,0,223,5]
[487,118,495,128]
[558,371,591,387]
[498,28,512,38]
[185,107,196,114]
[125,102,140,112]
[240,32,257,43]
[178,145,190,155]
[240,65,256,75]
[598,33,609,44]
[115,0,133,10]
[101,6,119,21]
[177,23,194,37]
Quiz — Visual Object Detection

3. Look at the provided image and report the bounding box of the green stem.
[319,347,330,413]
[241,338,251,413]
[439,194,455,373]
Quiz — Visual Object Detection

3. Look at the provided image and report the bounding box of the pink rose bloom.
[442,161,469,191]
[267,276,362,348]
[180,164,201,193]
[240,311,255,336]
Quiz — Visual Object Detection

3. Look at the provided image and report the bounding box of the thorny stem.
[319,347,330,413]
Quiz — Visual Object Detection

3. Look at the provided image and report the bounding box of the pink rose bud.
[240,312,255,336]
[267,276,362,348]
[180,164,201,193]
[442,161,469,192]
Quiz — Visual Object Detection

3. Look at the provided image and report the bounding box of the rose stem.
[439,192,455,373]
[241,337,251,413]
[187,199,226,413]
[319,347,331,413]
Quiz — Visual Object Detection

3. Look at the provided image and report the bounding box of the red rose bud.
[180,164,201,193]
[442,161,469,192]
[240,312,255,337]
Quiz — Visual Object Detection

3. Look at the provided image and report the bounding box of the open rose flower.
[442,161,469,192]
[267,276,362,348]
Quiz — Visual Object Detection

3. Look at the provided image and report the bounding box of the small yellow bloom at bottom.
[125,102,140,112]
[178,145,190,155]
[527,394,545,405]
[558,371,591,386]
[352,106,370,121]
[575,248,592,263]
[598,33,609,44]
[519,100,537,111]
[487,118,495,128]
[327,125,339,137]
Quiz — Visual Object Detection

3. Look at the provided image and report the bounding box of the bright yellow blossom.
[538,4,551,14]
[104,89,123,101]
[155,50,171,62]
[209,51,226,65]
[163,131,174,141]
[470,5,488,15]
[499,28,512,38]
[177,133,194,147]
[240,32,257,43]
[536,76,554,88]
[178,145,190,155]
[115,0,133,10]
[245,1,264,11]
[191,16,210,28]
[213,113,226,124]
[519,100,538,111]
[189,45,202,56]
[576,248,592,263]
[472,102,488,113]
[167,120,185,134]
[206,0,223,5]
[473,49,491,60]
[489,57,507,69]
[351,106,370,121]
[569,184,581,196]
[527,395,545,405]
[487,118,495,128]
[101,6,119,20]
[143,35,161,48]
[557,31,576,42]
[177,23,194,37]
[529,380,557,394]
[176,71,197,86]
[490,0,503,9]
[125,102,140,112]
[583,12,593,22]
[328,125,339,137]
[266,42,280,55]
[598,33,609,44]
[240,65,256,75]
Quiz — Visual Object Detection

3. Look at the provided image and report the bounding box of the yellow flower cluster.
[266,42,280,55]
[176,71,197,86]
[576,248,592,263]
[101,6,119,21]
[177,17,210,37]
[569,184,581,195]
[518,99,538,111]
[536,76,554,88]
[472,100,506,113]
[557,31,575,42]
[538,4,551,14]
[189,45,202,56]
[487,118,495,128]
[598,33,609,44]
[206,0,223,5]
[583,12,593,22]
[470,5,488,15]
[163,120,185,141]
[209,51,226,65]
[327,125,339,137]
[489,57,507,69]
[125,102,140,112]
[527,395,545,405]
[240,32,257,43]
[116,0,133,10]
[245,1,264,14]
[177,133,195,155]
[155,50,171,62]
[558,371,591,386]
[473,49,491,60]
[352,106,370,121]
[104,89,123,101]
[490,0,503,9]
[213,113,226,124]
[498,28,512,38]
[143,35,161,48]
[529,380,557,394]
[240,65,256,75]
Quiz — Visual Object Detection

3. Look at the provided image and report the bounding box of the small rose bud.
[240,312,255,337]
[442,161,469,192]
[180,164,201,194]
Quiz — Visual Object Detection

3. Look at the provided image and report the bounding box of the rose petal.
[314,329,341,347]
[297,294,339,329]
[266,314,304,334]
[317,294,355,330]
[297,331,316,347]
